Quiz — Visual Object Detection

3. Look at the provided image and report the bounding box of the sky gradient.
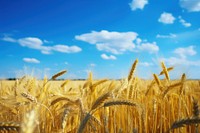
[0,0,200,79]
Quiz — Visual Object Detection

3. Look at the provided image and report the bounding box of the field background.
[0,62,200,133]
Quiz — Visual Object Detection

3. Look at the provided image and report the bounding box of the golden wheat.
[0,59,199,133]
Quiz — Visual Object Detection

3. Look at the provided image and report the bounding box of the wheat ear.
[61,108,70,130]
[167,117,200,132]
[161,62,170,81]
[0,122,20,131]
[91,92,111,111]
[103,100,138,108]
[179,73,186,95]
[128,59,138,82]
[61,80,70,88]
[51,70,67,80]
[153,74,163,91]
[21,92,37,103]
[50,97,75,106]
[159,67,174,75]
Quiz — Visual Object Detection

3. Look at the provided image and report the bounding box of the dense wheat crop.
[0,60,200,133]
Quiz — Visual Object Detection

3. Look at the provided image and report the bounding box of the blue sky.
[0,0,200,79]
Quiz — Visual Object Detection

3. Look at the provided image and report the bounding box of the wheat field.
[0,60,200,133]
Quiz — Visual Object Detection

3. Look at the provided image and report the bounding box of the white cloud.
[160,57,200,66]
[136,42,159,53]
[178,16,191,27]
[75,30,137,54]
[160,45,199,67]
[2,36,17,43]
[129,0,148,11]
[156,33,177,38]
[3,36,82,54]
[174,45,196,58]
[136,38,142,44]
[101,54,117,60]
[76,30,159,55]
[158,12,176,24]
[23,58,40,64]
[139,62,153,67]
[180,0,200,12]
[18,37,44,49]
[52,45,82,53]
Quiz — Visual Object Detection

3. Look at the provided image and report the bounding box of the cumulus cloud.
[3,36,82,54]
[158,12,176,24]
[75,30,138,54]
[136,42,159,53]
[129,0,148,11]
[76,30,159,55]
[156,33,177,38]
[180,0,200,12]
[178,16,191,27]
[101,54,117,60]
[174,45,196,58]
[23,58,40,64]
